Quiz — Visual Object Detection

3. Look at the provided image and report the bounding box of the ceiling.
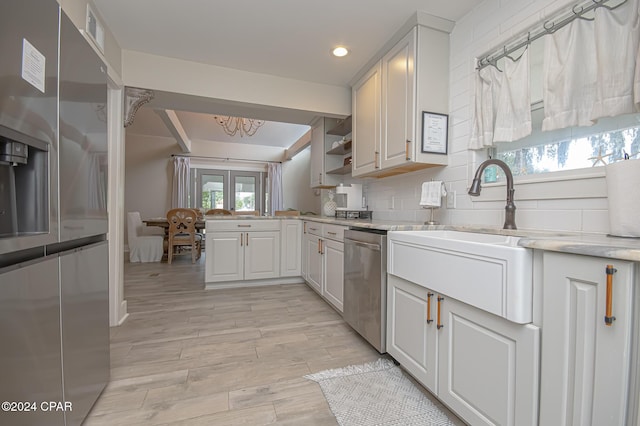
[93,0,483,149]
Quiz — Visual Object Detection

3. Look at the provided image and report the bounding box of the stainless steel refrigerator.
[0,1,110,425]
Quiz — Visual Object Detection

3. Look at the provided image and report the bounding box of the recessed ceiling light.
[332,46,349,57]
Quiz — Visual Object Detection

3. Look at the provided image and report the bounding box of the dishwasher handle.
[344,237,381,251]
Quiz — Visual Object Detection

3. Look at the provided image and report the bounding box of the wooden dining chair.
[166,208,202,264]
[205,208,232,215]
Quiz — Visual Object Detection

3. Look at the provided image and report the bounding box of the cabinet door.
[322,238,343,312]
[438,296,540,426]
[245,231,280,280]
[205,231,244,282]
[540,252,634,426]
[281,220,302,277]
[310,120,325,187]
[352,62,381,177]
[386,275,437,392]
[381,28,416,170]
[305,234,323,294]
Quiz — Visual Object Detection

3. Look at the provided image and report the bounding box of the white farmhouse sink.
[388,230,533,323]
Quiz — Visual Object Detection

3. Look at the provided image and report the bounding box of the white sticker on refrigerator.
[21,38,46,93]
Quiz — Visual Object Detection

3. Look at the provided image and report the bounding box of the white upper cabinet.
[352,23,450,178]
[352,63,382,177]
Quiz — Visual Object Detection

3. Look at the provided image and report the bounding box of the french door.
[192,169,264,213]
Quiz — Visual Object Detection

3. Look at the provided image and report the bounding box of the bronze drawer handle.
[426,293,433,324]
[437,296,444,329]
[605,264,617,326]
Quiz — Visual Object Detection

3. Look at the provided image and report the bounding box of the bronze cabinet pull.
[406,140,411,160]
[375,151,380,169]
[246,233,249,246]
[605,264,617,326]
[437,296,444,329]
[426,292,433,324]
[240,232,243,246]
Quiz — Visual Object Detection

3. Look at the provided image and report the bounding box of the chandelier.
[213,115,265,137]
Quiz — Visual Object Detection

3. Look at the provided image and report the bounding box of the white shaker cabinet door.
[281,220,302,277]
[305,234,323,294]
[540,252,634,426]
[322,238,344,312]
[244,231,280,280]
[380,27,415,170]
[386,275,437,392]
[206,232,244,283]
[437,296,540,426]
[352,61,381,177]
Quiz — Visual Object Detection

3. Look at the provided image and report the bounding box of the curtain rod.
[476,0,626,70]
[171,154,282,164]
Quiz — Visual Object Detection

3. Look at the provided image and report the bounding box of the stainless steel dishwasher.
[343,228,388,353]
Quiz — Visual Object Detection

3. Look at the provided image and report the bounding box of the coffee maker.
[335,183,365,211]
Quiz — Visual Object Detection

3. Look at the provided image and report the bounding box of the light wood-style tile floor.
[85,253,464,425]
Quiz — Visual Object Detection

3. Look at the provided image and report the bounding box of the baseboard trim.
[205,276,304,290]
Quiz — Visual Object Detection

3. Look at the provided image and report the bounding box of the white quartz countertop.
[204,215,640,261]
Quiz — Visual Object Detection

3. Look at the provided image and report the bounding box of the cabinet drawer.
[207,220,280,232]
[305,221,323,237]
[323,224,346,242]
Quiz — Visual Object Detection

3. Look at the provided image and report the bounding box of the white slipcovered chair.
[127,212,164,263]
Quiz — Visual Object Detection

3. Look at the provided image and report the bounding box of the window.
[486,31,640,181]
[191,168,265,213]
[495,108,640,178]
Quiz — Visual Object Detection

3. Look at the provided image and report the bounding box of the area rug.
[304,358,456,426]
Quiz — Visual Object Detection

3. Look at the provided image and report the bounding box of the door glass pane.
[234,175,256,211]
[201,174,225,209]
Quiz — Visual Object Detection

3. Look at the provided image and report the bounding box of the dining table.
[143,217,207,261]
[142,217,207,234]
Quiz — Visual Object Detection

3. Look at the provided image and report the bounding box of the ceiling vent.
[86,5,105,53]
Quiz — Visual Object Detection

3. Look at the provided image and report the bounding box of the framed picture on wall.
[421,111,448,154]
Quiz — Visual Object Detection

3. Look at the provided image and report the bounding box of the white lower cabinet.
[206,230,280,282]
[205,220,282,284]
[304,232,322,294]
[280,220,302,277]
[387,274,540,426]
[540,252,634,426]
[302,221,345,313]
[323,238,344,312]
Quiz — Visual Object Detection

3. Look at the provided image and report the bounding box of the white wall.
[365,0,611,234]
[282,147,320,215]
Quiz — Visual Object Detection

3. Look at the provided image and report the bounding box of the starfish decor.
[588,147,613,166]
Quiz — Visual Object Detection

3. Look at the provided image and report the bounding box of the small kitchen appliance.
[335,183,365,211]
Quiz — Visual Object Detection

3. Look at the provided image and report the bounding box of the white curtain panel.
[172,156,190,208]
[592,0,640,119]
[493,48,532,142]
[542,16,597,131]
[469,65,502,149]
[268,162,283,213]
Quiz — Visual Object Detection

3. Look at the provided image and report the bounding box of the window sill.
[470,167,607,203]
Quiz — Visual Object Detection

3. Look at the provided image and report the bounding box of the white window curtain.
[471,0,640,148]
[172,156,190,208]
[542,15,599,131]
[267,162,283,213]
[469,50,531,149]
[593,0,640,118]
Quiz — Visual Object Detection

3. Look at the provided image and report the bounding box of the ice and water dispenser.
[0,136,49,238]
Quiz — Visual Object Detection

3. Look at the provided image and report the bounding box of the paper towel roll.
[605,159,640,237]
